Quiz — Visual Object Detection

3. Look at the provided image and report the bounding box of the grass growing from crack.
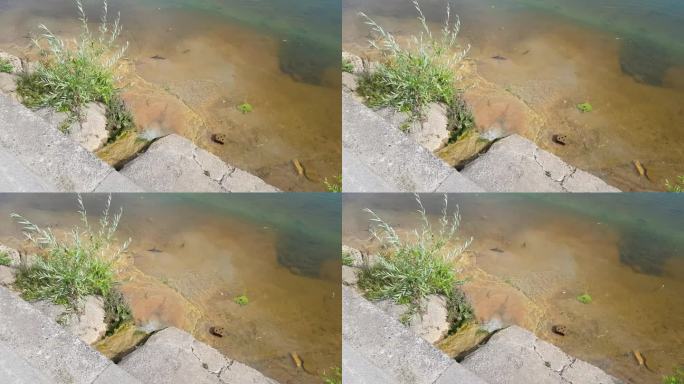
[105,94,136,142]
[16,0,128,123]
[447,96,475,142]
[356,1,470,121]
[0,58,13,73]
[358,194,474,322]
[0,251,10,266]
[342,58,354,73]
[11,195,132,333]
[342,251,354,267]
[665,176,684,192]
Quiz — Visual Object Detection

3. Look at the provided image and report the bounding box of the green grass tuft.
[447,96,476,142]
[342,251,354,267]
[0,58,14,74]
[0,251,10,266]
[577,293,592,304]
[663,367,684,384]
[103,288,133,335]
[342,58,354,73]
[324,175,342,192]
[322,366,342,384]
[105,95,136,142]
[11,194,131,314]
[357,1,470,120]
[665,176,684,192]
[358,194,473,319]
[16,0,128,120]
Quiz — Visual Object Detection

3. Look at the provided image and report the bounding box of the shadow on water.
[619,38,673,86]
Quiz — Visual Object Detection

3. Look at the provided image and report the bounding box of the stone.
[409,103,450,152]
[342,245,364,267]
[342,91,483,192]
[462,326,621,384]
[0,52,23,74]
[0,73,18,94]
[342,266,359,286]
[67,296,107,345]
[461,134,620,192]
[211,133,226,145]
[342,51,364,74]
[121,134,278,192]
[375,295,450,344]
[35,107,70,129]
[119,327,277,384]
[33,296,107,345]
[0,266,16,286]
[342,72,358,91]
[68,102,109,152]
[0,244,21,267]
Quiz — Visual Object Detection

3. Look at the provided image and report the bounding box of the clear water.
[0,0,342,191]
[0,193,342,384]
[343,0,684,191]
[343,193,684,384]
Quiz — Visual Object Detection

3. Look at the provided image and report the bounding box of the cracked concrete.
[120,134,278,192]
[119,327,278,384]
[461,135,620,192]
[462,326,622,384]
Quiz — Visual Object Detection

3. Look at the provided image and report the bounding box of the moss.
[576,102,593,113]
[577,293,592,304]
[234,294,249,306]
[237,103,253,114]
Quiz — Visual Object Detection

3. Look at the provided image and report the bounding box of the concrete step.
[461,326,622,384]
[0,147,55,191]
[342,286,488,384]
[0,92,144,192]
[119,327,279,384]
[0,341,53,384]
[120,134,279,192]
[460,135,620,192]
[0,286,141,384]
[342,91,484,193]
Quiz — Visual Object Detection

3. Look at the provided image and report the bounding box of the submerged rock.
[68,102,109,152]
[437,322,490,359]
[375,294,450,344]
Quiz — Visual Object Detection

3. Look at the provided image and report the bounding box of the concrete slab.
[461,135,620,192]
[121,135,278,192]
[0,93,141,192]
[342,344,395,384]
[342,91,483,193]
[462,326,622,384]
[0,341,54,384]
[343,286,484,384]
[120,327,277,384]
[0,147,54,191]
[0,286,140,384]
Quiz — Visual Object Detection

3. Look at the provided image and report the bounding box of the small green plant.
[11,195,131,312]
[358,194,473,317]
[324,175,342,192]
[577,102,593,113]
[237,102,253,114]
[577,293,592,304]
[342,58,354,73]
[663,367,684,384]
[234,294,249,306]
[446,287,474,332]
[17,0,128,119]
[0,251,11,266]
[447,96,475,142]
[105,95,136,142]
[322,366,342,384]
[0,58,14,74]
[357,1,470,120]
[103,288,132,335]
[342,251,354,267]
[665,176,684,192]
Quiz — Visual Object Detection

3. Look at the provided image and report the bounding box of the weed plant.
[0,251,10,266]
[665,176,684,192]
[17,0,128,121]
[357,1,470,120]
[11,195,131,315]
[358,194,473,320]
[663,367,684,384]
[0,58,13,73]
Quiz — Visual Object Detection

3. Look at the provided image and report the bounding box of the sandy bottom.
[0,195,341,384]
[0,2,340,191]
[342,194,684,384]
[343,1,684,191]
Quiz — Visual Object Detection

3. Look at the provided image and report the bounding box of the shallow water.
[343,0,684,191]
[0,194,341,384]
[343,194,684,384]
[0,0,341,191]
